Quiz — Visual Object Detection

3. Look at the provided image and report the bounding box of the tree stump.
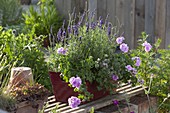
[8,67,34,89]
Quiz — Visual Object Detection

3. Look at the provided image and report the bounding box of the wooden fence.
[55,0,170,49]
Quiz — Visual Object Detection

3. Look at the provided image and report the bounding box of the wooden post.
[8,67,34,88]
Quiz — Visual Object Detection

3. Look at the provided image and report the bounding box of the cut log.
[8,67,34,88]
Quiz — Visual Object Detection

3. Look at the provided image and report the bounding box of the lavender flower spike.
[67,26,71,34]
[107,23,112,36]
[68,96,81,108]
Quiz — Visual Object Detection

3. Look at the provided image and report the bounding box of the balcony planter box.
[49,71,110,103]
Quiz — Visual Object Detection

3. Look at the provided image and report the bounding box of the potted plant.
[47,13,137,108]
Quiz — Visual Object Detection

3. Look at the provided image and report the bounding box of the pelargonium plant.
[48,12,137,108]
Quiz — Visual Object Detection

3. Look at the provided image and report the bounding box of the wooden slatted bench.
[44,84,145,113]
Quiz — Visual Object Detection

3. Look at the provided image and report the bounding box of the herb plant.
[22,0,62,36]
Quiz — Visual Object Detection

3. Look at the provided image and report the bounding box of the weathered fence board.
[165,0,170,48]
[155,0,166,48]
[134,0,145,47]
[115,0,125,37]
[123,0,135,49]
[145,0,155,44]
[106,0,116,27]
[55,0,170,49]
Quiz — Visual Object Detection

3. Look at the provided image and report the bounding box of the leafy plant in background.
[0,48,16,112]
[0,0,22,27]
[23,0,62,37]
[0,92,16,112]
[129,32,170,112]
[0,26,51,91]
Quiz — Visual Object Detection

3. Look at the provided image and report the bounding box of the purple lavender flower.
[99,18,104,26]
[57,47,67,55]
[67,26,71,34]
[98,17,104,28]
[107,23,112,36]
[90,22,97,29]
[120,43,129,53]
[132,57,141,67]
[130,111,135,113]
[68,96,81,108]
[62,30,66,36]
[73,25,79,36]
[113,100,119,106]
[112,74,119,81]
[86,22,89,32]
[69,76,82,89]
[125,65,133,71]
[142,41,152,52]
[116,36,125,44]
[57,28,62,41]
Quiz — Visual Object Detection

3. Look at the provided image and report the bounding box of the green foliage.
[48,13,136,100]
[0,91,16,112]
[0,26,51,91]
[22,0,62,36]
[0,0,22,26]
[131,32,170,111]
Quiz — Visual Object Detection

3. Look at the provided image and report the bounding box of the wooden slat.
[115,0,125,36]
[134,0,145,48]
[145,0,156,43]
[88,0,97,20]
[155,0,166,48]
[116,84,132,92]
[165,0,170,48]
[123,0,135,49]
[97,0,107,19]
[44,84,145,113]
[106,0,116,26]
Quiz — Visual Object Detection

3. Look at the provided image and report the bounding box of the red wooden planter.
[49,71,109,103]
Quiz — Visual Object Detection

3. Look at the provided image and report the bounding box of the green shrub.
[131,32,170,111]
[0,26,51,91]
[0,0,22,26]
[22,0,62,36]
